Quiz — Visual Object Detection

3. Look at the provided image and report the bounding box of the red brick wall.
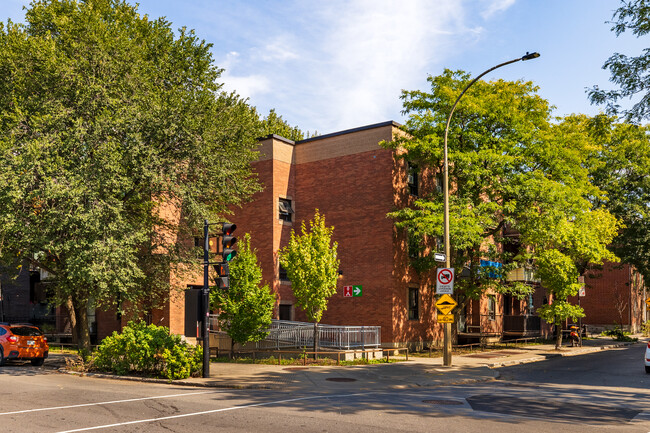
[571,262,645,331]
[293,148,396,339]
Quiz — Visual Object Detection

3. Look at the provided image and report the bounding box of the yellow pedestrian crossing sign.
[436,294,457,315]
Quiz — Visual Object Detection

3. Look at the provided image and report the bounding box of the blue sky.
[4,0,647,135]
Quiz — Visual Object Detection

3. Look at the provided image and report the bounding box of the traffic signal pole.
[201,221,237,379]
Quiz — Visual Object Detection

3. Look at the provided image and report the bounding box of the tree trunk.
[73,301,92,354]
[64,297,77,344]
[230,338,235,360]
[555,319,563,350]
[313,321,319,360]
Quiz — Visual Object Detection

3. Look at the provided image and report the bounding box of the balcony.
[503,314,541,337]
[506,267,540,283]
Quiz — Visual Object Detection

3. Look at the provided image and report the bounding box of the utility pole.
[202,219,210,378]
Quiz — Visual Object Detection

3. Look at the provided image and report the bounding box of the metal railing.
[209,316,381,350]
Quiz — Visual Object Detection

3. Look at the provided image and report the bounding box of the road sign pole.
[443,322,452,366]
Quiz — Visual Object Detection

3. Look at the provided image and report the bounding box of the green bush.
[602,326,638,342]
[91,321,202,380]
[643,321,650,337]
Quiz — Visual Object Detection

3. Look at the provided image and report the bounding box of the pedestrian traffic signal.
[213,262,230,290]
[221,223,237,262]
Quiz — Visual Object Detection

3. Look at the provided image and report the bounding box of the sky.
[3,0,647,135]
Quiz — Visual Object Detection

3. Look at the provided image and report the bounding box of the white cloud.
[278,0,471,132]
[481,0,517,19]
[166,0,513,133]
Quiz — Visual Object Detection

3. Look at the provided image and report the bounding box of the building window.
[408,287,419,320]
[436,173,443,193]
[279,198,294,222]
[279,304,292,321]
[279,264,290,282]
[407,230,421,259]
[407,162,419,196]
[487,295,496,321]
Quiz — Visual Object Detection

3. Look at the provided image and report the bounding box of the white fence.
[209,317,381,350]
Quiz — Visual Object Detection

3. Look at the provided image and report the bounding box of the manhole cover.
[422,399,464,405]
[326,377,357,382]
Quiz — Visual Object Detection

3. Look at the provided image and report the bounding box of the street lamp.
[441,52,540,367]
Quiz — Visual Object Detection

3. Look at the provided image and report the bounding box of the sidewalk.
[50,335,646,391]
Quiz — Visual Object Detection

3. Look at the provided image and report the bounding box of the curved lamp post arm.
[442,52,540,269]
[441,52,539,368]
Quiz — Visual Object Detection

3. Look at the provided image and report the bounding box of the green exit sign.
[352,285,362,297]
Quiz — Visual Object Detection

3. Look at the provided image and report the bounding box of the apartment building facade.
[2,121,645,345]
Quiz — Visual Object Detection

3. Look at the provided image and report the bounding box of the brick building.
[225,121,442,346]
[570,261,646,333]
[2,121,646,344]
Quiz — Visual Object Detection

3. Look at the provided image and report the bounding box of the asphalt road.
[1,343,649,432]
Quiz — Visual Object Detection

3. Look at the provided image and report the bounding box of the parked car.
[646,341,650,374]
[0,323,49,366]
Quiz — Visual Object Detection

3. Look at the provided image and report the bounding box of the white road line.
[0,390,221,416]
[55,392,367,433]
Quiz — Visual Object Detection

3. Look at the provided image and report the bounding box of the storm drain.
[325,377,357,382]
[283,367,309,371]
[422,399,464,405]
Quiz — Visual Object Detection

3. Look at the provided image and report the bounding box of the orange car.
[0,323,49,366]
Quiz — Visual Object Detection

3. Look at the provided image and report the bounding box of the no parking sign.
[436,268,454,294]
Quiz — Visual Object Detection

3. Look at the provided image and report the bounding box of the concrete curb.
[57,368,279,389]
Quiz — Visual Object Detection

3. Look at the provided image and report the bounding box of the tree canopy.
[585,115,650,287]
[211,234,276,351]
[588,0,650,122]
[279,210,340,323]
[279,210,339,353]
[0,0,262,349]
[383,70,619,340]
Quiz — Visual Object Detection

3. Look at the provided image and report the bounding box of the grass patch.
[210,355,401,366]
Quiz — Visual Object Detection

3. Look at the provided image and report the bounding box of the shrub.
[91,321,202,380]
[643,321,650,337]
[602,326,638,342]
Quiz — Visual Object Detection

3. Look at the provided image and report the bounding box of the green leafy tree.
[383,71,619,347]
[585,115,650,287]
[259,109,305,141]
[588,0,650,121]
[211,234,276,355]
[279,210,339,355]
[0,0,261,351]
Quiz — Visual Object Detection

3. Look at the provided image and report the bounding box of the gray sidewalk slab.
[47,335,647,390]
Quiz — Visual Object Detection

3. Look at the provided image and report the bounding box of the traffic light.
[221,223,237,262]
[213,262,229,290]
